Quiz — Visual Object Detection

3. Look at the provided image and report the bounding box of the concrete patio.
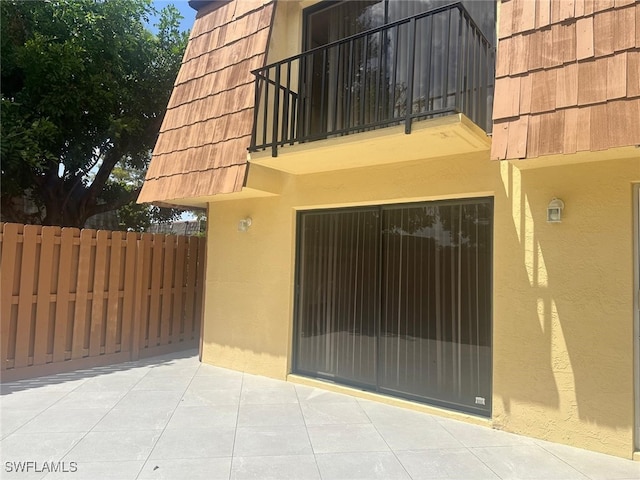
[1,350,638,480]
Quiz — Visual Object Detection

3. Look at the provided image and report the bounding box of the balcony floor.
[249,114,491,175]
[1,350,638,479]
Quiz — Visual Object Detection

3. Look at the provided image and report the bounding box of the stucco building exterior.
[140,0,640,459]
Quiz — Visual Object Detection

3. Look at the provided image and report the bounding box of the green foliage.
[0,0,189,228]
[106,165,181,232]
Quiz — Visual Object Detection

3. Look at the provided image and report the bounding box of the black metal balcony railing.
[250,2,494,157]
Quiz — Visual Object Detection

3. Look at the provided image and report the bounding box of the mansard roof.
[139,0,275,205]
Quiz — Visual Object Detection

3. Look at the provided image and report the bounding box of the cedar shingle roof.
[138,0,275,205]
[491,0,640,160]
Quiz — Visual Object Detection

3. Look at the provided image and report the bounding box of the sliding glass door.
[379,201,492,412]
[294,198,492,415]
[295,208,380,387]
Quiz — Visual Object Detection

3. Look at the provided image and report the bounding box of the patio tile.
[180,388,241,406]
[396,448,500,479]
[92,406,173,431]
[470,444,590,480]
[241,373,288,389]
[142,367,199,379]
[374,420,463,451]
[0,390,68,410]
[52,390,128,410]
[0,409,41,439]
[237,403,304,427]
[240,386,299,405]
[536,440,640,480]
[231,455,320,480]
[233,425,312,456]
[69,374,141,393]
[64,430,161,462]
[188,374,243,391]
[43,460,144,480]
[436,417,534,447]
[138,457,232,479]
[131,375,193,392]
[115,390,183,410]
[358,399,436,426]
[306,424,389,454]
[315,452,411,480]
[195,364,244,377]
[165,405,238,430]
[300,401,371,425]
[3,351,640,480]
[16,408,106,434]
[0,432,83,463]
[149,427,235,459]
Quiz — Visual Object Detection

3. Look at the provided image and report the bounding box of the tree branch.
[86,186,142,218]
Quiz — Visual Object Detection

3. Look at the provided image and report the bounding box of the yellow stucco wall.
[201,149,639,458]
[492,157,639,458]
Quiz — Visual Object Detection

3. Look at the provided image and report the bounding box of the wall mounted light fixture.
[238,217,252,232]
[547,198,564,223]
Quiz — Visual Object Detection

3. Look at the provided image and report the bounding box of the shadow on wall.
[496,160,633,431]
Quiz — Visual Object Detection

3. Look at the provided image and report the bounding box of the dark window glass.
[294,198,493,415]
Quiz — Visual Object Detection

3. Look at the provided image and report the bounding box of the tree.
[0,0,188,228]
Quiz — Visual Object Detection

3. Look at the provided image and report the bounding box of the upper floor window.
[304,0,495,51]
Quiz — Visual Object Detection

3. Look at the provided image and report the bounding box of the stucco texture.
[201,151,639,458]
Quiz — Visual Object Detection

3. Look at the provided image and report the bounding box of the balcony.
[249,2,494,164]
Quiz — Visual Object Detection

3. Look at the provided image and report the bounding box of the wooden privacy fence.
[0,223,206,381]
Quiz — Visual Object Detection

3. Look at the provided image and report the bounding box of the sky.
[148,1,197,33]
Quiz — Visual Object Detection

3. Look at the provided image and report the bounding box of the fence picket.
[72,229,94,359]
[172,236,187,341]
[132,233,152,359]
[33,226,59,365]
[160,235,175,345]
[105,231,123,354]
[15,225,40,368]
[53,228,77,362]
[123,232,140,357]
[1,224,21,370]
[148,235,164,348]
[89,230,109,356]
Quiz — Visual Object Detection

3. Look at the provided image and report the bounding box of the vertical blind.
[295,198,492,415]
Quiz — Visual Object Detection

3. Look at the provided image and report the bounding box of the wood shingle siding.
[138,0,275,204]
[491,0,640,161]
